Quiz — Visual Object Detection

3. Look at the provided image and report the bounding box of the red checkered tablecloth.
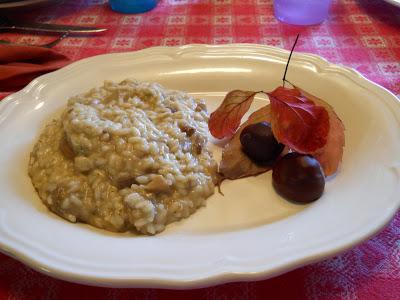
[0,0,399,299]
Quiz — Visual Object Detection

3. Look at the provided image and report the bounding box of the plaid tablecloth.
[0,0,399,299]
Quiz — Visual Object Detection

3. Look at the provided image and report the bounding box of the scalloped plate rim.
[0,44,399,288]
[382,0,400,8]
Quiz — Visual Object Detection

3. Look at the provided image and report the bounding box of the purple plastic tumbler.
[274,0,332,25]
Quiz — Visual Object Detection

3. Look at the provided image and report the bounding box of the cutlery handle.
[0,17,106,35]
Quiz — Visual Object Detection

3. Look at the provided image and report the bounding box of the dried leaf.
[296,87,345,176]
[219,106,273,179]
[209,90,258,139]
[213,85,344,178]
[267,86,330,153]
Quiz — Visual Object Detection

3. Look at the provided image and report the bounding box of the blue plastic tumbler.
[109,0,158,14]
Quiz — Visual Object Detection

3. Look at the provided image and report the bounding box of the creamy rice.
[28,80,217,235]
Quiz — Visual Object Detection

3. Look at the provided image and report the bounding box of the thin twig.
[282,33,300,87]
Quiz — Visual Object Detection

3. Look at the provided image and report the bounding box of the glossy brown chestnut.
[240,122,284,164]
[272,152,325,203]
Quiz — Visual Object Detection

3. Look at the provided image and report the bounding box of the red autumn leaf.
[267,86,330,153]
[210,84,344,178]
[209,90,258,139]
[296,87,345,176]
[219,106,273,179]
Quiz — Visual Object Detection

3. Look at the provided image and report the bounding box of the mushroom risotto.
[28,80,217,235]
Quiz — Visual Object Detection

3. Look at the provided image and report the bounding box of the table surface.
[0,0,399,299]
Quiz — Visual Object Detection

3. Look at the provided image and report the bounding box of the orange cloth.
[0,44,70,92]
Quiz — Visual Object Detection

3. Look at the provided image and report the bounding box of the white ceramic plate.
[382,0,400,7]
[0,44,399,288]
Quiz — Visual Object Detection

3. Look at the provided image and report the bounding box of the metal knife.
[0,17,107,35]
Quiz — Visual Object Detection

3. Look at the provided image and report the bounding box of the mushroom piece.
[59,134,75,159]
[145,175,171,194]
[116,177,137,189]
[195,102,207,112]
[192,133,206,154]
[179,123,195,137]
